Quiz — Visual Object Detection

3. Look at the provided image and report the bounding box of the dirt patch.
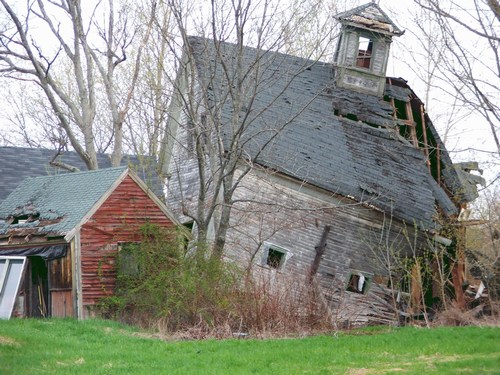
[0,335,20,347]
[346,368,406,375]
[346,368,371,375]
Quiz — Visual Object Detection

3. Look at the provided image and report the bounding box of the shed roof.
[187,36,462,229]
[0,146,163,203]
[0,167,128,238]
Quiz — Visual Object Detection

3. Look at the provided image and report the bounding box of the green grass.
[0,319,499,374]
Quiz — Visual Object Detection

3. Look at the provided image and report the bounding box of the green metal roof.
[0,166,128,237]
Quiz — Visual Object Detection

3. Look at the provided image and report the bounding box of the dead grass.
[0,335,20,347]
[433,301,500,327]
[123,271,339,340]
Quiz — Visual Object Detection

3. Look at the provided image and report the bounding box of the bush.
[97,223,239,332]
[97,223,336,337]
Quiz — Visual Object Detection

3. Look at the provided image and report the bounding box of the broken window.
[356,36,373,69]
[346,270,371,294]
[261,243,290,270]
[0,256,27,319]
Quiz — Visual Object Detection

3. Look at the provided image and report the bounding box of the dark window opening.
[261,243,290,270]
[356,37,373,69]
[346,272,371,294]
[267,248,286,269]
[183,221,194,232]
[118,243,141,277]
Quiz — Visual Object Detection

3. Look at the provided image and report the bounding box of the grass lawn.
[0,319,499,374]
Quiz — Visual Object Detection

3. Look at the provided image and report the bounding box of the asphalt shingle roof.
[0,166,127,237]
[188,36,458,229]
[0,146,163,202]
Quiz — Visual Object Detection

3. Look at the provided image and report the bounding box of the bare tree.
[412,0,500,156]
[123,1,179,171]
[0,0,154,169]
[161,0,336,258]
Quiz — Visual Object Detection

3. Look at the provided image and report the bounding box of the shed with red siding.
[0,167,179,319]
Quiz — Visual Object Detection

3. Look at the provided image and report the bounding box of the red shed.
[0,167,180,319]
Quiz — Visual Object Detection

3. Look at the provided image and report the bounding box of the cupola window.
[356,36,373,69]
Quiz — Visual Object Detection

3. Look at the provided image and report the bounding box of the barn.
[161,3,484,325]
[0,167,179,319]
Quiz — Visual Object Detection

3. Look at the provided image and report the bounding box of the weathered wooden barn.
[162,3,484,325]
[0,167,178,319]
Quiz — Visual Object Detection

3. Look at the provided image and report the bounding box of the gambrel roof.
[184,36,475,229]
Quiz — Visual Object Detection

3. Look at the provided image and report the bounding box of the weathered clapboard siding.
[80,175,176,310]
[165,68,210,224]
[222,167,422,325]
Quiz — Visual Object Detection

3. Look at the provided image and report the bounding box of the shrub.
[97,223,336,337]
[97,223,239,332]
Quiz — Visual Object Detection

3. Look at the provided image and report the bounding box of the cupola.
[333,3,404,96]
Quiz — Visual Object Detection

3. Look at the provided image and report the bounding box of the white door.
[0,256,27,319]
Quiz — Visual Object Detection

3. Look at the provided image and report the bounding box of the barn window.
[346,270,371,294]
[117,243,141,277]
[261,243,290,270]
[356,36,373,69]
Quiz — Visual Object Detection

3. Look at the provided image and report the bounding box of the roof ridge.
[335,2,404,36]
[29,165,127,178]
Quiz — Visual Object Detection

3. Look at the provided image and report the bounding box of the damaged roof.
[0,167,128,238]
[0,146,163,203]
[335,2,404,36]
[187,36,469,229]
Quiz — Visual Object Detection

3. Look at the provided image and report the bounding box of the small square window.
[261,243,290,270]
[346,271,371,294]
[267,248,285,269]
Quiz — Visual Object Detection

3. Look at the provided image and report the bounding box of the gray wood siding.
[344,31,358,66]
[223,168,426,325]
[165,75,217,225]
[371,39,387,75]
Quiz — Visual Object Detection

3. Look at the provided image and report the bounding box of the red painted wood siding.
[80,175,175,308]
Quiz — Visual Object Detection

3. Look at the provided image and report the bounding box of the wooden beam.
[405,101,418,147]
[437,144,441,186]
[309,225,331,282]
[419,104,431,173]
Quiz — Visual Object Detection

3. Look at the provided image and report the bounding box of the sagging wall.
[79,175,176,318]
[223,167,428,325]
